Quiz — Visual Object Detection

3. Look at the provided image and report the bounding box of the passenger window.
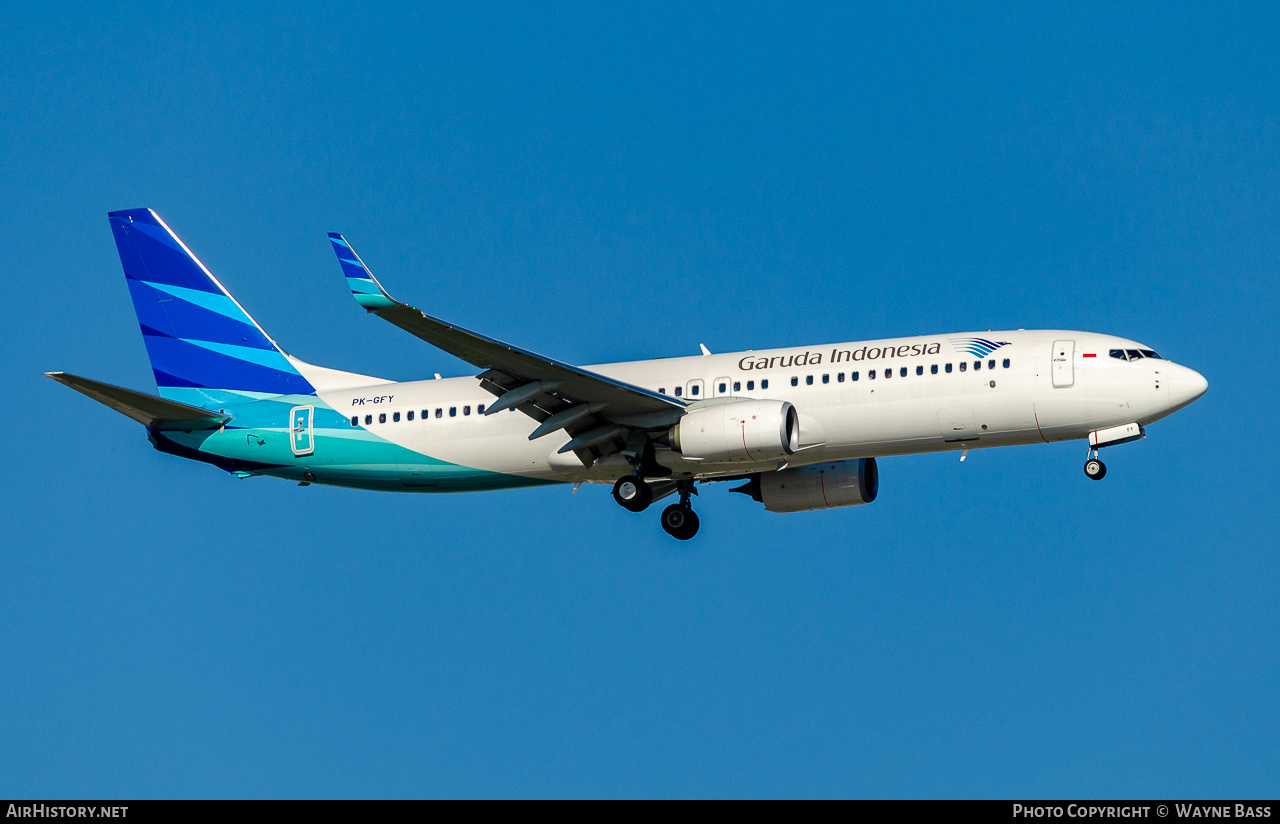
[900,367,907,377]
[869,370,876,380]
[379,413,386,423]
[960,362,967,372]
[837,373,844,383]
[806,375,814,385]
[658,388,665,394]
[821,374,829,384]
[884,368,892,379]
[946,363,953,373]
[675,386,682,397]
[747,380,755,390]
[974,360,981,370]
[393,411,400,422]
[761,379,769,389]
[464,406,471,416]
[690,384,700,396]
[851,371,859,381]
[1003,359,1010,368]
[791,377,799,387]
[478,404,485,414]
[718,382,727,393]
[916,365,923,376]
[931,364,938,374]
[365,414,372,425]
[407,411,414,421]
[449,407,457,417]
[733,381,741,391]
[350,416,358,426]
[435,408,442,418]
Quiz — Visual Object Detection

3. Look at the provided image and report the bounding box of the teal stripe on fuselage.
[152,394,556,493]
[160,386,281,409]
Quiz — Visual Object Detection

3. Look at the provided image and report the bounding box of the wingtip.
[327,233,398,310]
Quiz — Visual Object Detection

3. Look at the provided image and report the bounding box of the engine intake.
[669,399,799,463]
[732,459,879,512]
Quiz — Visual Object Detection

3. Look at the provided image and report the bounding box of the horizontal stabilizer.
[46,372,231,430]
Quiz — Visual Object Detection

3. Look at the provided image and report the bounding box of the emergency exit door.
[1051,340,1075,388]
[290,406,314,456]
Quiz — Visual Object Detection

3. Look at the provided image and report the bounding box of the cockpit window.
[1111,348,1163,362]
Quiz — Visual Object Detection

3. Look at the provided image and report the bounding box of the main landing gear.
[611,475,700,540]
[661,483,699,541]
[612,475,653,511]
[1084,447,1107,481]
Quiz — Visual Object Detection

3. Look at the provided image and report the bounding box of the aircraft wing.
[328,234,685,457]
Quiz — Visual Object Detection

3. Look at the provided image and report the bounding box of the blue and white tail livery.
[49,209,1208,539]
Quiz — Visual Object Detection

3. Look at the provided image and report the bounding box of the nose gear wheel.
[1083,446,1107,480]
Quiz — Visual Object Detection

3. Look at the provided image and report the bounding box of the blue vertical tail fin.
[108,208,315,408]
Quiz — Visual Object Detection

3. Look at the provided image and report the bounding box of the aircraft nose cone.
[1167,365,1208,412]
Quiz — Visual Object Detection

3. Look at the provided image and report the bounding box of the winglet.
[328,233,398,310]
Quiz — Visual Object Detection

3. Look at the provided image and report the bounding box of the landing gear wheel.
[661,504,700,540]
[1084,458,1107,480]
[612,476,653,511]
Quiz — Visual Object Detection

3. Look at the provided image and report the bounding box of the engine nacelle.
[669,399,799,463]
[733,459,879,512]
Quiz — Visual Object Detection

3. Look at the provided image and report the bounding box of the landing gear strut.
[661,481,699,540]
[1084,447,1107,481]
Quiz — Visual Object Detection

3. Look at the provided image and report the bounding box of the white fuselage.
[311,329,1206,484]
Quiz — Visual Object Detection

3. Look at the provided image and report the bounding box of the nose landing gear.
[1084,447,1107,480]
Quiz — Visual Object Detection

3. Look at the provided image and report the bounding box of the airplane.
[48,208,1208,540]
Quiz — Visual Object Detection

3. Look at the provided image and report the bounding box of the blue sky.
[2,3,1277,797]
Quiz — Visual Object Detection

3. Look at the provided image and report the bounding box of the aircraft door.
[712,377,732,397]
[686,379,704,400]
[938,407,979,442]
[1051,340,1075,388]
[290,405,314,456]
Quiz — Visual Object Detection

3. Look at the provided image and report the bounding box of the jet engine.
[731,459,878,512]
[668,400,799,463]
